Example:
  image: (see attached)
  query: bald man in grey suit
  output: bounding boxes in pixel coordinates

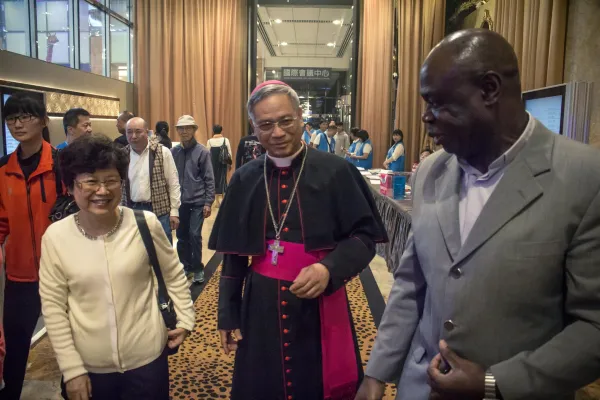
[356,29,600,400]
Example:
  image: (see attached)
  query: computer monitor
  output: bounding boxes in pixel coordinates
[523,84,566,135]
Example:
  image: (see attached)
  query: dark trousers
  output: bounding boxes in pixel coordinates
[176,204,205,274]
[61,349,169,400]
[0,280,41,400]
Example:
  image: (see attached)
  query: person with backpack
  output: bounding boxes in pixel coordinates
[235,128,265,169]
[0,93,60,399]
[207,124,232,207]
[171,115,215,284]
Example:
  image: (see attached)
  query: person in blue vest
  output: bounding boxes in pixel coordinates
[383,129,405,172]
[302,122,313,145]
[345,127,360,164]
[349,129,373,169]
[310,120,328,146]
[312,123,336,153]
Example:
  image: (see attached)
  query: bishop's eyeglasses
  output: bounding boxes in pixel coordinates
[255,116,298,134]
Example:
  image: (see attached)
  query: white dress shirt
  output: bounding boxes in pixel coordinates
[129,143,181,217]
[458,114,535,244]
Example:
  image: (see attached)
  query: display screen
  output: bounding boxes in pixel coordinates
[3,94,20,155]
[525,95,563,134]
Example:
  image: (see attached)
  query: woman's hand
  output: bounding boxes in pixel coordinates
[167,328,189,349]
[383,161,389,169]
[66,374,92,400]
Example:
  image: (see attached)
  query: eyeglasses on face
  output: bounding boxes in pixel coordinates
[5,114,36,125]
[75,178,122,192]
[255,116,297,134]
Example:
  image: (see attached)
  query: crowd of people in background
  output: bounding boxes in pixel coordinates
[0,88,434,400]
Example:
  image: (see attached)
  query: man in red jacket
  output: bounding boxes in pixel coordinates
[0,93,59,399]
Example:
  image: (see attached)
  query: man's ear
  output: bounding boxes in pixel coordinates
[481,71,502,106]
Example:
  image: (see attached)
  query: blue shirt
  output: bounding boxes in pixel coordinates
[56,141,68,150]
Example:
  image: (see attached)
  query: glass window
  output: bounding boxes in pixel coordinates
[0,0,31,56]
[109,0,130,20]
[109,17,129,81]
[79,0,106,76]
[36,0,73,67]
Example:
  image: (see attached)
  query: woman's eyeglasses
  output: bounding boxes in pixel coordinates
[255,117,297,134]
[76,179,122,193]
[5,114,35,125]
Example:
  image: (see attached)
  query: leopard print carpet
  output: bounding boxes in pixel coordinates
[168,266,396,399]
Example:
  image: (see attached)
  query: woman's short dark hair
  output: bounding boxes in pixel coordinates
[350,127,360,136]
[4,92,47,120]
[356,129,369,141]
[59,134,129,189]
[213,125,223,135]
[392,129,404,139]
[4,93,51,143]
[155,121,169,136]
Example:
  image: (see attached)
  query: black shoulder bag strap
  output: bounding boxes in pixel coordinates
[133,210,170,307]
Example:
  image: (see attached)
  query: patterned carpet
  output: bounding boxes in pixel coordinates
[168,266,396,399]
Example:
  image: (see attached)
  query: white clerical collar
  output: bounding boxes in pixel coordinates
[267,144,304,168]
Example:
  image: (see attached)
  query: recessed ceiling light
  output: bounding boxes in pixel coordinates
[281,42,288,46]
[327,42,335,47]
[274,19,282,24]
[272,70,276,74]
[333,20,342,25]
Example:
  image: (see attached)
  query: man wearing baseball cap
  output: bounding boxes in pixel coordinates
[171,115,215,284]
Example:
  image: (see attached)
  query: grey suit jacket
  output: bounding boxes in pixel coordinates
[366,120,600,400]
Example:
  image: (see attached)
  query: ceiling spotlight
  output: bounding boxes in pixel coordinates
[333,20,342,25]
[272,70,276,74]
[327,42,335,47]
[280,42,288,46]
[274,19,282,24]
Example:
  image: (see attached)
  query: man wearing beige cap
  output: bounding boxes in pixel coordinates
[171,115,215,284]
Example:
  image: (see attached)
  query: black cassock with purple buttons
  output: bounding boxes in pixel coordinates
[209,146,387,400]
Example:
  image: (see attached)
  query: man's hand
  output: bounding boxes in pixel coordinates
[427,340,485,400]
[289,263,330,299]
[355,376,386,400]
[167,328,189,349]
[219,329,243,355]
[169,216,180,231]
[66,374,92,400]
[203,205,212,218]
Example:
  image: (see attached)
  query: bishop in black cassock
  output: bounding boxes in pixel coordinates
[209,80,387,400]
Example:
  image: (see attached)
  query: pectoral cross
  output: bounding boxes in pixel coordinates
[269,240,284,265]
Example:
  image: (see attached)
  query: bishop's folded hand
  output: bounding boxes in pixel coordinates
[219,329,243,355]
[290,263,330,299]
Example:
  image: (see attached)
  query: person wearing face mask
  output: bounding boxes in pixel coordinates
[39,134,195,400]
[121,117,181,245]
[0,93,59,400]
[171,115,215,284]
[56,108,93,150]
[209,81,387,400]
